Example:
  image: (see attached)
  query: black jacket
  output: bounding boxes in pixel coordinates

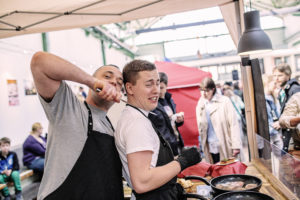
[0,151,20,173]
[149,92,184,155]
[280,78,300,114]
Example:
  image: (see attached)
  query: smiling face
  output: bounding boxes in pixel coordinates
[90,65,123,108]
[126,70,160,111]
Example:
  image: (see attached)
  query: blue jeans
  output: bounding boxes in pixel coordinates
[28,157,44,174]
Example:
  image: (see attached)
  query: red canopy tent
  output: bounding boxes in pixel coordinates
[155,61,211,147]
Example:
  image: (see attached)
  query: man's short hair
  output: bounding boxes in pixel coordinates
[93,64,120,77]
[273,63,292,77]
[0,137,11,145]
[159,72,168,85]
[123,60,156,85]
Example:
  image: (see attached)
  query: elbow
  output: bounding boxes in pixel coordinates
[131,178,151,194]
[30,51,47,71]
[132,183,149,194]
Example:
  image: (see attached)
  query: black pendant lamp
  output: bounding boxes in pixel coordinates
[238,10,272,56]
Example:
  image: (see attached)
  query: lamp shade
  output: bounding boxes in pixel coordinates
[238,10,272,56]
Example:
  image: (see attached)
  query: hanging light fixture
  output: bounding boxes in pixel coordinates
[238,10,272,56]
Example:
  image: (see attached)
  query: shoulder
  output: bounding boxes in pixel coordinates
[9,151,17,157]
[117,107,150,129]
[287,79,300,92]
[216,94,230,103]
[287,93,300,104]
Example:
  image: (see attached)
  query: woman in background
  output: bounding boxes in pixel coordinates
[196,77,242,164]
[23,122,47,176]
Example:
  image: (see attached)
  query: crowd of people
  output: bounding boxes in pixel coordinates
[2,50,300,200]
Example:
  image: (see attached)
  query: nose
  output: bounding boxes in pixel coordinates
[109,77,117,87]
[153,84,160,94]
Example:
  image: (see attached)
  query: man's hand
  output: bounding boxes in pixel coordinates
[175,147,201,171]
[272,121,281,130]
[232,149,240,157]
[93,79,121,103]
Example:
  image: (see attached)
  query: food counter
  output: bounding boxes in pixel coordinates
[123,160,297,200]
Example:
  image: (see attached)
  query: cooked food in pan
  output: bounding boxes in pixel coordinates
[215,181,258,191]
[177,178,194,188]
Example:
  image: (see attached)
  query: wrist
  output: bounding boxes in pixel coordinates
[174,159,182,171]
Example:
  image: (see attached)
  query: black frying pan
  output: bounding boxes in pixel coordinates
[184,174,262,195]
[213,191,274,200]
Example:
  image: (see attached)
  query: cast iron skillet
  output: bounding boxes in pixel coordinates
[184,174,262,195]
[213,191,274,200]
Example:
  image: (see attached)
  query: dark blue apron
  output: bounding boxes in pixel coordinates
[45,101,124,200]
[128,105,182,200]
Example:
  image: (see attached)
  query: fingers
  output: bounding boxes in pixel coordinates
[94,80,121,103]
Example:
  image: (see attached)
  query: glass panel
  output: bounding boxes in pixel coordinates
[284,56,290,65]
[257,134,300,199]
[274,57,282,66]
[295,54,300,72]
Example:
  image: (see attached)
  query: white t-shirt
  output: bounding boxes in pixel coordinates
[114,106,160,191]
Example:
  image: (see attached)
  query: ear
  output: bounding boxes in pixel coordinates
[125,82,134,96]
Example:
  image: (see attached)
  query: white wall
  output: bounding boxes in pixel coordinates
[0,34,45,147]
[0,28,130,148]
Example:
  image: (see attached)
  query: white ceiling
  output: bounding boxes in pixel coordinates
[0,0,232,39]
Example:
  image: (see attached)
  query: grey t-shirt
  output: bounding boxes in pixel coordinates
[37,81,114,200]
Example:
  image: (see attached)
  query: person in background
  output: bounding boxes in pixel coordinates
[23,122,47,176]
[279,92,300,150]
[76,86,87,102]
[79,86,87,98]
[30,51,124,200]
[0,137,23,200]
[262,75,283,157]
[272,63,300,152]
[223,85,246,155]
[233,81,243,101]
[115,59,201,200]
[215,81,223,95]
[196,77,242,164]
[149,72,184,156]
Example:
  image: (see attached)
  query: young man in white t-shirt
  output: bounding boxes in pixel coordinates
[115,59,201,200]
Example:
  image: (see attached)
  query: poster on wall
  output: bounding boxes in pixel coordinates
[24,79,37,95]
[7,79,19,106]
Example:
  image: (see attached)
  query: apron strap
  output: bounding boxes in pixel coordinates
[126,104,167,146]
[84,101,93,136]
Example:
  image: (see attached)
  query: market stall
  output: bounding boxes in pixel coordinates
[1,0,299,199]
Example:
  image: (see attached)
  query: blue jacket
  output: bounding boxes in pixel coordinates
[0,151,20,173]
[265,95,279,136]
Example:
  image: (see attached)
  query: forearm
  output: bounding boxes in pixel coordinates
[132,160,181,194]
[290,117,300,127]
[31,51,95,99]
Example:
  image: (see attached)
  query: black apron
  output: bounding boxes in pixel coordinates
[128,105,183,200]
[45,101,124,200]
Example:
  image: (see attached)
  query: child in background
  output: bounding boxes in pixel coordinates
[0,137,23,200]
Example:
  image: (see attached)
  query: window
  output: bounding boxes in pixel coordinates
[295,54,300,71]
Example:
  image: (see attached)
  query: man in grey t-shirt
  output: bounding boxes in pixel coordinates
[30,51,124,200]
